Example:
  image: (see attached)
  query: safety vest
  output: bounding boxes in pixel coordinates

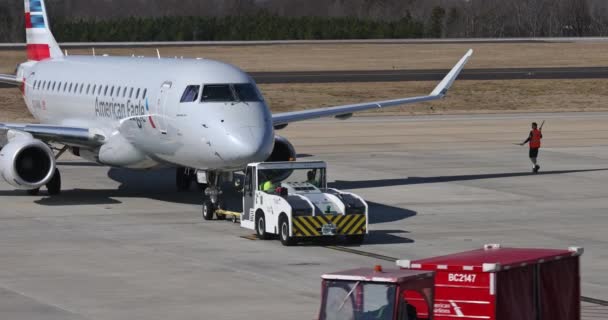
[530,129,542,148]
[261,181,275,192]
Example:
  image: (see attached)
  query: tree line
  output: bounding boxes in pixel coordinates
[50,13,425,42]
[0,0,607,42]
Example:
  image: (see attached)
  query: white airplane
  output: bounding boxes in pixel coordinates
[0,0,472,216]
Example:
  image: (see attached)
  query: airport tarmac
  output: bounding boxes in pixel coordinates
[1,112,608,319]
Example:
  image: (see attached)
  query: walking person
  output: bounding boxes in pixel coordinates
[520,122,543,173]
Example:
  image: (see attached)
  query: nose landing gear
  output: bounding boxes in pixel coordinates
[201,171,226,221]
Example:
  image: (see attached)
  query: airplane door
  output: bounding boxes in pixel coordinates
[156,81,172,134]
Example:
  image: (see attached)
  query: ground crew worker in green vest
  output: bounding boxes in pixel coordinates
[261,179,277,193]
[520,122,543,173]
[259,172,277,193]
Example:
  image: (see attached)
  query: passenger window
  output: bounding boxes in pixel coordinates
[180,85,200,102]
[201,84,234,102]
[122,87,127,98]
[143,89,147,99]
[69,83,73,93]
[104,86,108,96]
[46,81,50,90]
[52,81,56,91]
[86,84,90,94]
[110,86,114,97]
[129,87,133,98]
[79,84,83,94]
[63,82,67,92]
[136,88,140,99]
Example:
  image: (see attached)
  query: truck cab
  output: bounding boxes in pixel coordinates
[319,266,436,320]
[240,161,369,246]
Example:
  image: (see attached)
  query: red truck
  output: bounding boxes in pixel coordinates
[397,244,584,320]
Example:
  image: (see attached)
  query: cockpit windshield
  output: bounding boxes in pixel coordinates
[200,83,262,103]
[233,84,261,102]
[202,84,234,102]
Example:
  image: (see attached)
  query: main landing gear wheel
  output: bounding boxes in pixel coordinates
[46,168,61,195]
[279,217,295,246]
[27,188,40,196]
[176,167,192,191]
[202,200,215,221]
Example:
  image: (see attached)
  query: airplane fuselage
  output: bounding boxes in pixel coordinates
[19,55,275,171]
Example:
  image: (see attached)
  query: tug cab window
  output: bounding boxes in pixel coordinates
[180,85,200,102]
[201,84,233,102]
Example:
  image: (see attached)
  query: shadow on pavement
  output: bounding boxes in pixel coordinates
[368,202,416,224]
[331,168,608,190]
[359,229,415,246]
[0,168,201,206]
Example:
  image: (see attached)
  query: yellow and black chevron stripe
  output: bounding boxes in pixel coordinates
[292,214,366,237]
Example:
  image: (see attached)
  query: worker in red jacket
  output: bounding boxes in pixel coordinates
[520,122,543,173]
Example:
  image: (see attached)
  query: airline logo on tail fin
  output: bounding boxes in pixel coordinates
[24,0,62,61]
[25,0,46,28]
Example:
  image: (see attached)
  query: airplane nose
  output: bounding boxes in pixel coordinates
[222,125,273,164]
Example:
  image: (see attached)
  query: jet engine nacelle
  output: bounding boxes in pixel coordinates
[262,135,297,182]
[0,135,56,190]
[266,135,296,163]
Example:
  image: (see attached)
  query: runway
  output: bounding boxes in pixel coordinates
[1,112,608,319]
[252,66,608,83]
[2,66,607,89]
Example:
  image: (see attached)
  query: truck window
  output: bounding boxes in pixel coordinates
[321,281,397,320]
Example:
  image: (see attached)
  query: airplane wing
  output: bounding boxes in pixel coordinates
[0,123,106,148]
[0,74,104,147]
[272,49,473,126]
[0,74,21,86]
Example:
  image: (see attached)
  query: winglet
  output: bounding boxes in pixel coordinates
[430,49,473,97]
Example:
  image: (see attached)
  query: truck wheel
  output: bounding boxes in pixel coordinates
[279,217,295,246]
[345,235,365,246]
[255,212,270,240]
[202,200,215,221]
